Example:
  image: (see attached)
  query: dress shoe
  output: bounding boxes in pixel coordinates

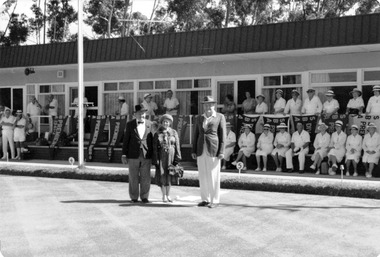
[131,199,138,203]
[287,169,294,173]
[198,201,209,207]
[141,198,149,203]
[231,161,237,166]
[345,171,350,176]
[315,170,320,175]
[167,196,173,203]
[262,168,267,172]
[310,165,316,170]
[208,203,219,209]
[221,165,226,170]
[254,168,261,172]
[353,172,358,177]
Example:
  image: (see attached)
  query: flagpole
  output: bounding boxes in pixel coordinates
[78,0,84,168]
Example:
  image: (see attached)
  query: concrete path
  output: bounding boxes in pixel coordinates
[1,175,380,257]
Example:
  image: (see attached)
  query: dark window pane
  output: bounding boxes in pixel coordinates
[283,75,301,84]
[364,70,380,81]
[40,85,50,93]
[264,76,281,86]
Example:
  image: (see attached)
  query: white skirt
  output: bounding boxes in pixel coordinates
[256,144,274,156]
[224,146,234,161]
[239,147,255,157]
[272,147,289,157]
[328,148,346,163]
[311,148,329,161]
[14,129,25,142]
[362,152,380,164]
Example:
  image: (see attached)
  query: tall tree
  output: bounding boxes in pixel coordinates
[46,0,76,42]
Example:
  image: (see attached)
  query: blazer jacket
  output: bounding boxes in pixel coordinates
[122,119,153,159]
[192,112,226,157]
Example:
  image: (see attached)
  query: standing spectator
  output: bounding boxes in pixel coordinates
[302,88,322,115]
[346,88,364,115]
[285,122,310,173]
[273,89,286,114]
[153,114,181,203]
[232,124,255,171]
[241,91,256,114]
[47,94,58,132]
[322,90,339,118]
[310,123,331,174]
[118,96,129,116]
[255,124,274,171]
[1,108,16,160]
[366,85,380,115]
[345,125,362,177]
[72,95,89,118]
[164,90,179,116]
[191,96,226,208]
[121,104,153,203]
[362,123,380,178]
[222,94,236,116]
[255,94,268,114]
[271,122,291,172]
[13,110,27,160]
[142,93,158,116]
[26,96,41,132]
[327,120,347,175]
[222,122,236,170]
[284,90,302,115]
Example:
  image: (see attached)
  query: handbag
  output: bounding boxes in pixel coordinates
[168,164,184,178]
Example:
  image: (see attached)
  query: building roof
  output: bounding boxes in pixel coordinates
[1,13,380,69]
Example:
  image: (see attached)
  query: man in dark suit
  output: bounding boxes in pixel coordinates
[122,104,153,203]
[192,96,226,208]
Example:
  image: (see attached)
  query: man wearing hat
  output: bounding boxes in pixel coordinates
[327,120,347,175]
[26,96,42,131]
[284,90,302,115]
[14,110,27,160]
[122,104,153,203]
[366,85,380,115]
[221,122,236,170]
[273,89,286,114]
[345,124,362,177]
[302,88,322,115]
[255,94,268,114]
[164,90,179,116]
[346,88,364,115]
[192,96,226,208]
[322,90,339,118]
[142,93,158,116]
[0,107,16,159]
[362,122,380,178]
[285,122,310,173]
[118,96,129,116]
[271,122,291,172]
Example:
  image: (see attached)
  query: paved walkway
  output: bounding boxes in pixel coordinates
[1,175,380,257]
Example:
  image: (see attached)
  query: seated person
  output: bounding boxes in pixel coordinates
[285,122,310,173]
[222,122,236,170]
[362,123,380,178]
[327,120,347,175]
[310,123,331,175]
[345,125,362,177]
[232,124,255,171]
[255,124,274,172]
[271,123,291,172]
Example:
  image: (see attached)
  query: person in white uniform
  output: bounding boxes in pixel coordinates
[47,94,58,132]
[164,90,180,116]
[273,89,286,115]
[284,90,302,115]
[1,108,16,159]
[346,88,364,115]
[310,123,331,175]
[255,94,268,114]
[13,110,27,160]
[366,85,380,116]
[302,88,322,115]
[285,122,310,173]
[118,96,129,116]
[72,96,89,118]
[345,125,362,177]
[26,96,41,132]
[255,124,274,171]
[142,93,158,116]
[221,122,236,170]
[327,120,347,175]
[271,122,291,172]
[362,123,380,178]
[232,124,255,171]
[322,90,339,118]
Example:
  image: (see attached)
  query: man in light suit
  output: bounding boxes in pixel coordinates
[122,104,153,203]
[192,96,226,208]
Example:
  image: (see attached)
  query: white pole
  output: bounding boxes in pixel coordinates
[78,0,84,168]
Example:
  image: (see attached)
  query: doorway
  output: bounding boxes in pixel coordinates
[0,87,24,114]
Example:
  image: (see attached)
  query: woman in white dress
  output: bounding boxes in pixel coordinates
[362,123,380,178]
[284,89,302,115]
[273,89,286,115]
[232,124,255,171]
[345,125,362,177]
[222,122,236,170]
[322,90,339,118]
[366,85,380,115]
[255,94,268,114]
[346,88,364,115]
[310,123,331,175]
[255,124,274,171]
[327,120,347,175]
[271,122,291,172]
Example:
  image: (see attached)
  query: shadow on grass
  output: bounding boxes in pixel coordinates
[61,199,194,207]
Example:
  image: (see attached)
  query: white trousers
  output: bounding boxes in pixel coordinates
[285,148,309,171]
[2,130,15,158]
[197,146,221,204]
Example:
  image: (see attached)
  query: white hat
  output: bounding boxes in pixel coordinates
[277,122,287,129]
[350,88,362,96]
[325,90,334,96]
[118,96,125,101]
[367,123,377,129]
[318,122,328,128]
[351,124,359,130]
[243,124,252,129]
[144,93,153,99]
[256,94,265,99]
[373,85,380,91]
[263,124,271,129]
[16,110,23,114]
[335,120,343,127]
[275,89,283,95]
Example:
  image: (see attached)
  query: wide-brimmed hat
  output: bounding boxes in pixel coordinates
[144,93,153,99]
[160,114,173,123]
[226,122,233,128]
[277,122,287,129]
[243,123,252,129]
[256,94,265,99]
[306,88,315,93]
[335,120,343,127]
[16,110,23,114]
[325,90,335,96]
[263,124,271,129]
[372,85,380,92]
[4,107,11,112]
[351,124,359,130]
[350,88,362,96]
[275,89,283,95]
[367,123,377,129]
[318,122,328,129]
[201,96,216,103]
[134,104,147,113]
[118,96,125,101]
[291,89,300,95]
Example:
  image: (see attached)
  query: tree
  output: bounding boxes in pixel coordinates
[46,0,76,42]
[29,0,45,44]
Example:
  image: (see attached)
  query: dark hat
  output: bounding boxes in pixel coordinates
[306,88,315,93]
[134,104,147,113]
[160,114,173,123]
[202,96,216,103]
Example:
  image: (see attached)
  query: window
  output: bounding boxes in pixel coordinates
[264,74,301,86]
[37,84,66,117]
[176,78,211,115]
[311,72,357,83]
[103,81,134,116]
[364,70,380,82]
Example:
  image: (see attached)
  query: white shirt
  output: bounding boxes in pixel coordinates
[202,111,217,129]
[366,95,380,115]
[27,102,41,116]
[274,98,286,113]
[329,131,347,150]
[120,102,129,116]
[363,132,380,153]
[313,132,331,150]
[1,115,16,131]
[15,117,26,133]
[255,102,268,114]
[274,131,291,148]
[347,97,364,109]
[323,99,339,114]
[136,120,146,139]
[73,97,88,118]
[302,96,322,115]
[284,98,302,115]
[164,97,179,115]
[346,134,362,152]
[226,130,236,146]
[291,130,310,148]
[238,132,256,149]
[142,100,158,116]
[49,98,58,116]
[257,132,274,148]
